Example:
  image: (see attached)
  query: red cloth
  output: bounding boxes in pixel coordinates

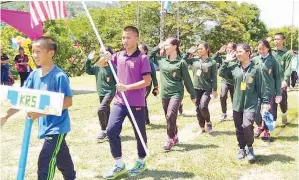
[0,9,43,40]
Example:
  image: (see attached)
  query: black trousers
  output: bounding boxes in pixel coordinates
[162,98,182,138]
[195,89,211,128]
[220,82,234,113]
[19,71,30,87]
[291,71,298,88]
[98,95,114,131]
[233,111,255,149]
[38,134,76,180]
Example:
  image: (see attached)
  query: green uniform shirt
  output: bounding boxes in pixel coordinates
[253,54,282,96]
[183,53,218,91]
[146,61,159,92]
[85,59,116,96]
[272,48,293,81]
[150,49,195,99]
[219,61,269,113]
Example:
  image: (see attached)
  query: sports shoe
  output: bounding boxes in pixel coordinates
[197,127,205,134]
[128,161,147,176]
[206,123,213,133]
[282,114,288,125]
[163,138,175,151]
[219,113,227,121]
[254,126,264,138]
[247,147,256,163]
[103,165,127,179]
[97,131,107,139]
[173,136,179,145]
[261,130,270,141]
[237,149,246,160]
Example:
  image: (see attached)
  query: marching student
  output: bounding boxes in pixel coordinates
[212,43,237,121]
[219,43,269,162]
[97,26,151,179]
[183,42,218,133]
[271,33,293,125]
[150,38,195,151]
[253,40,282,140]
[139,44,159,125]
[1,36,76,179]
[85,47,116,141]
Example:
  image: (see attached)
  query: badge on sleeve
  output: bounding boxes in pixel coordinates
[106,77,110,83]
[172,71,177,77]
[268,68,272,75]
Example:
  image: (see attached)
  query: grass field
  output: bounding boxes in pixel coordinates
[1,72,298,180]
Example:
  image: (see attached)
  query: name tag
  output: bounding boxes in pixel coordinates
[240,82,246,91]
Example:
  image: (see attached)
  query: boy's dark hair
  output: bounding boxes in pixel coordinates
[258,40,272,54]
[33,36,57,54]
[123,26,139,37]
[275,33,285,39]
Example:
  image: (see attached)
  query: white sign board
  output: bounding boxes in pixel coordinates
[0,85,64,116]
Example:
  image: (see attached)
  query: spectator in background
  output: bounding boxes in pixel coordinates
[290,50,298,88]
[0,45,10,85]
[14,46,30,87]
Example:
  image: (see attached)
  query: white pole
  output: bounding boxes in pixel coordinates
[176,2,179,39]
[81,0,149,156]
[136,1,139,30]
[291,1,295,50]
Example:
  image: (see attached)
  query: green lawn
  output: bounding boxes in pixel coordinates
[1,72,298,180]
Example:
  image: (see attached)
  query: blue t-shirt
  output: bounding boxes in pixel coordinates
[24,66,72,139]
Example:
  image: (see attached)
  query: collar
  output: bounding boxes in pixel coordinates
[123,49,141,57]
[39,65,56,78]
[166,55,182,62]
[273,47,288,52]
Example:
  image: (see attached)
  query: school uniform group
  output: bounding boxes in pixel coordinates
[1,27,298,180]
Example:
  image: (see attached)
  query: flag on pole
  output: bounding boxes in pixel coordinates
[163,1,171,11]
[30,1,67,27]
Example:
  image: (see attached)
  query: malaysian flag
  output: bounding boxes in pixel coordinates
[30,1,67,27]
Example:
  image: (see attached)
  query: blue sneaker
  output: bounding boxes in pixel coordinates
[128,161,147,176]
[103,165,127,179]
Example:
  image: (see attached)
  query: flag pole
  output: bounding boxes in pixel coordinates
[291,1,295,50]
[17,117,33,180]
[81,0,149,156]
[176,2,180,39]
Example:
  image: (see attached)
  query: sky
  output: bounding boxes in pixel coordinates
[241,0,299,28]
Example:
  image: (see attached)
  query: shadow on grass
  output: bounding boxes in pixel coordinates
[256,154,295,165]
[173,143,219,152]
[95,170,195,180]
[146,123,167,130]
[209,130,235,137]
[72,89,96,95]
[272,135,298,142]
[121,135,136,142]
[126,169,195,180]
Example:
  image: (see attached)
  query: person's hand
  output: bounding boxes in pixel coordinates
[210,91,218,99]
[218,45,227,54]
[87,50,95,60]
[152,88,159,96]
[275,95,282,103]
[225,51,236,61]
[95,51,112,67]
[281,80,288,88]
[266,37,272,42]
[188,46,198,54]
[158,42,166,49]
[116,83,129,92]
[27,112,45,120]
[262,104,271,114]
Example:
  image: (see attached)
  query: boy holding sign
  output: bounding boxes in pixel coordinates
[1,36,76,180]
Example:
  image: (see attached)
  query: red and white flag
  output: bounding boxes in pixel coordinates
[30,1,67,27]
